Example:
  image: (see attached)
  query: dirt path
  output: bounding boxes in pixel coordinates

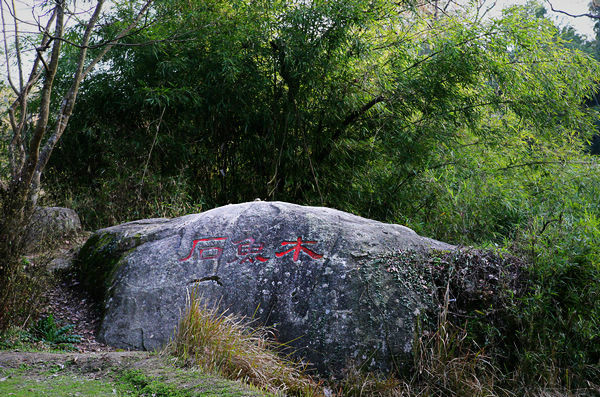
[0,351,146,371]
[26,234,113,352]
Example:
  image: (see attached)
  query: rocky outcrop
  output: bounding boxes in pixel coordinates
[26,207,82,254]
[76,201,454,374]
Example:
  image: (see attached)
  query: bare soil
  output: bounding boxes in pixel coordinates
[33,233,113,352]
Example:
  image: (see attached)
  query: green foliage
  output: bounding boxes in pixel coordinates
[0,255,47,332]
[119,370,186,397]
[0,327,34,350]
[0,358,269,397]
[30,315,82,347]
[47,0,598,228]
[395,134,600,387]
[0,370,117,397]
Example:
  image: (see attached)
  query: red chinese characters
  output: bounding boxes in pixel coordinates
[179,237,227,262]
[229,238,269,264]
[179,236,323,263]
[275,237,323,262]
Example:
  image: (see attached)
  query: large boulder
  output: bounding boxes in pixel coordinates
[76,201,454,374]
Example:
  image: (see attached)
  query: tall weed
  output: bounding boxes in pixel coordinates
[167,289,321,396]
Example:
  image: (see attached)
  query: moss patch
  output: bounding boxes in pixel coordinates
[74,231,127,308]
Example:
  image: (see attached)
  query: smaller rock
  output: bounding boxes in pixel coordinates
[26,207,82,254]
[48,257,73,271]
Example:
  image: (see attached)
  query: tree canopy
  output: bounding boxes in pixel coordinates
[48,0,599,229]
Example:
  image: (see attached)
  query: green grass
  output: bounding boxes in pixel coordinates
[0,353,272,397]
[0,367,269,397]
[0,368,116,396]
[118,369,266,397]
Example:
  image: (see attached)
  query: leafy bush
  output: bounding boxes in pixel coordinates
[403,149,600,384]
[30,315,82,347]
[0,256,47,333]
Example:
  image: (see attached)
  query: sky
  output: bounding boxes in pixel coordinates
[3,1,599,38]
[489,0,597,39]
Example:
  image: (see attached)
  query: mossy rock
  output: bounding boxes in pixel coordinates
[75,201,462,375]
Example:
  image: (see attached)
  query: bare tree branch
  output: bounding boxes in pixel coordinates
[10,0,24,92]
[34,0,107,189]
[36,18,157,51]
[35,0,155,189]
[1,0,18,94]
[545,0,600,19]
[22,0,65,189]
[83,0,153,79]
[6,5,56,180]
[2,0,155,207]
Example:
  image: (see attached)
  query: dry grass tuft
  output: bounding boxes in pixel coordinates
[167,288,322,396]
[407,283,510,397]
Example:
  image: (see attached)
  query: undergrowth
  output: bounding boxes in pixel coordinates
[30,314,82,347]
[331,283,600,397]
[0,314,81,351]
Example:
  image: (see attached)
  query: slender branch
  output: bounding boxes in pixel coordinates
[37,0,155,177]
[497,160,595,171]
[302,129,324,205]
[36,18,156,50]
[35,46,50,72]
[8,8,58,179]
[139,106,166,198]
[39,30,193,51]
[475,0,496,23]
[342,95,386,129]
[25,10,57,89]
[22,0,64,187]
[545,0,600,19]
[399,30,494,76]
[82,0,153,79]
[10,0,23,92]
[7,105,21,179]
[1,0,18,94]
[36,0,106,175]
[314,95,385,164]
[2,0,54,30]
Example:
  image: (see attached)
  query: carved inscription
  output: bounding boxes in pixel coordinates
[229,238,269,264]
[275,237,323,261]
[179,236,323,263]
[179,237,227,261]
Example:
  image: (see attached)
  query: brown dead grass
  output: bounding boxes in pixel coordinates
[168,289,322,396]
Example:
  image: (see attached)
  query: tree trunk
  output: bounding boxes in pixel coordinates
[0,0,154,331]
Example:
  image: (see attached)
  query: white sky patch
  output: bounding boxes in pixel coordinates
[486,0,597,39]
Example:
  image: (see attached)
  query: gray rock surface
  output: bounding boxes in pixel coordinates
[26,206,82,253]
[76,201,454,374]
